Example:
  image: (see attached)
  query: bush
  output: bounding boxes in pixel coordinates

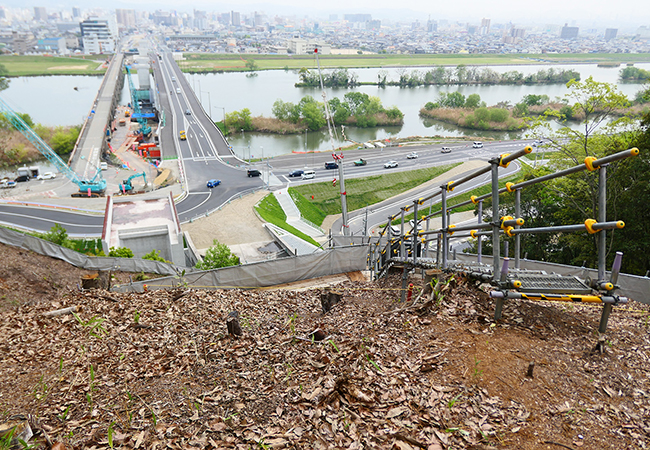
[109,247,134,258]
[424,102,439,110]
[464,93,482,109]
[474,107,490,122]
[488,108,509,123]
[559,105,574,120]
[142,249,169,263]
[42,224,73,249]
[386,106,404,120]
[196,240,239,270]
[513,103,529,117]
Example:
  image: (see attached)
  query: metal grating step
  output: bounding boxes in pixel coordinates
[515,274,592,294]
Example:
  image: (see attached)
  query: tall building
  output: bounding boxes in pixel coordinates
[511,27,526,39]
[604,28,618,40]
[231,11,240,27]
[367,20,381,30]
[287,38,331,55]
[480,18,490,35]
[560,23,579,39]
[217,13,230,25]
[254,11,264,27]
[33,7,47,22]
[80,16,117,54]
[344,14,371,22]
[116,9,136,28]
[11,31,37,54]
[193,10,207,30]
[427,19,437,33]
[72,7,81,18]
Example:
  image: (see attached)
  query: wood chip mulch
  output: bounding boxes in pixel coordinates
[1,273,649,449]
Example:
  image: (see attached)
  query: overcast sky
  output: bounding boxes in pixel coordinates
[8,0,649,28]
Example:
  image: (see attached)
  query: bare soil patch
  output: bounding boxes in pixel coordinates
[1,249,649,449]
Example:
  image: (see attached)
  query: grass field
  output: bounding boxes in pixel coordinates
[2,53,649,77]
[0,55,107,76]
[288,163,461,225]
[391,173,523,226]
[177,53,650,73]
[254,194,320,247]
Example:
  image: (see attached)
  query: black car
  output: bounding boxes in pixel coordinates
[247,169,261,177]
[324,162,338,169]
[15,175,30,182]
[288,169,304,177]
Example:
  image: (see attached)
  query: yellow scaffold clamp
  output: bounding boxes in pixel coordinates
[584,156,597,171]
[499,154,511,168]
[584,219,598,234]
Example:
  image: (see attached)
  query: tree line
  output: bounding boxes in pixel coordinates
[0,112,81,167]
[223,93,404,134]
[467,77,650,276]
[619,66,650,82]
[295,65,582,88]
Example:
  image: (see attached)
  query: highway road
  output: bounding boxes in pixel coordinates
[0,50,541,237]
[154,52,263,222]
[331,157,522,237]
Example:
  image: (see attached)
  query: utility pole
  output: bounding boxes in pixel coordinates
[315,48,349,236]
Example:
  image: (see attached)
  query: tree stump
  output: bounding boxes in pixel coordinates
[81,273,100,290]
[419,269,443,300]
[321,290,343,314]
[98,270,112,290]
[227,311,242,337]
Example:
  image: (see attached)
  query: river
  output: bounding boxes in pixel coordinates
[1,62,649,159]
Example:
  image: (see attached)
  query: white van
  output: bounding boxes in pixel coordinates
[176,87,181,94]
[472,141,483,148]
[100,162,108,171]
[302,170,315,180]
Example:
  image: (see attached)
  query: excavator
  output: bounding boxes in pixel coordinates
[119,171,147,193]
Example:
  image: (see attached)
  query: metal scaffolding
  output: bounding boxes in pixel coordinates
[368,147,640,332]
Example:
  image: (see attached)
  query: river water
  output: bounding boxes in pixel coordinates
[2,62,649,160]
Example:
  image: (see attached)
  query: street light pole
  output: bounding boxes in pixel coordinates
[214,106,226,125]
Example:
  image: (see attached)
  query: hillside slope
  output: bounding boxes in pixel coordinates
[0,245,649,449]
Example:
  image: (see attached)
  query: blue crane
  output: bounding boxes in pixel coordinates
[124,64,152,137]
[0,96,107,197]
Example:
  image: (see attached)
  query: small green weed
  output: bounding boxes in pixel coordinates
[447,393,461,411]
[72,313,108,338]
[57,405,71,422]
[107,421,115,449]
[472,356,483,379]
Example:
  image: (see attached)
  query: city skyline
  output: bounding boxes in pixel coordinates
[1,0,648,28]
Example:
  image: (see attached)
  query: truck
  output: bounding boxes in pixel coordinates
[353,158,367,166]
